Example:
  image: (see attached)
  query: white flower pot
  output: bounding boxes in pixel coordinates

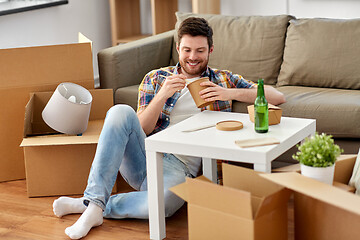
[300,164,335,185]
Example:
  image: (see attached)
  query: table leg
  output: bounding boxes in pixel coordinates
[202,158,217,183]
[146,151,166,240]
[254,163,271,173]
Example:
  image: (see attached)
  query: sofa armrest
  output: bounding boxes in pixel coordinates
[98,30,175,90]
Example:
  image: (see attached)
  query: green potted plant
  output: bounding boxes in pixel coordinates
[293,132,343,185]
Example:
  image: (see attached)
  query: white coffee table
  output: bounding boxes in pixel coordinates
[145,110,316,239]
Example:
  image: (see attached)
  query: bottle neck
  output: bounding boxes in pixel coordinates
[257,79,265,98]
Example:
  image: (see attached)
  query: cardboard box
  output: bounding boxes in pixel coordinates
[20,89,113,197]
[248,104,282,125]
[272,155,356,193]
[0,36,94,182]
[171,163,291,240]
[262,154,360,240]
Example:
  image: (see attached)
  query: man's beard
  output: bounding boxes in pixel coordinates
[180,57,209,77]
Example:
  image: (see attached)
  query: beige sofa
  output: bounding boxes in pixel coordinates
[98,12,360,165]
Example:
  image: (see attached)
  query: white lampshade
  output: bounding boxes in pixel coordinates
[42,82,92,135]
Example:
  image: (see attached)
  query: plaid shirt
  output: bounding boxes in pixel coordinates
[137,63,254,135]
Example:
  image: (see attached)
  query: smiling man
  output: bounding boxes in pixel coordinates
[52,17,285,240]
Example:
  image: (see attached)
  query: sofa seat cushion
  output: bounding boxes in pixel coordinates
[277,86,360,138]
[232,101,251,114]
[115,85,139,110]
[172,12,294,85]
[278,18,360,90]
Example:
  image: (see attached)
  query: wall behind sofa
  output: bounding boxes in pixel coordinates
[220,0,360,19]
[287,0,360,19]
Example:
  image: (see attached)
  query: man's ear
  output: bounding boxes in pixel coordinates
[176,42,180,54]
[209,45,214,54]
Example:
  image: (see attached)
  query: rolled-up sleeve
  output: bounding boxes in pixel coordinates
[137,72,157,112]
[230,74,255,89]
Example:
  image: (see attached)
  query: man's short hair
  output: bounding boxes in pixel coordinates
[178,17,213,50]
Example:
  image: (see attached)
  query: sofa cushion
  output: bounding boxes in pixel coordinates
[276,86,360,138]
[172,12,294,85]
[232,101,251,114]
[278,18,360,90]
[115,85,139,110]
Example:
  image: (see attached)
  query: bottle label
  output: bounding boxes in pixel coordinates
[255,104,268,133]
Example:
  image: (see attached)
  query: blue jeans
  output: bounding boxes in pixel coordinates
[84,104,192,219]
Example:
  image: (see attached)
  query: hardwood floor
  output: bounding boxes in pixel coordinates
[0,179,295,240]
[0,180,188,240]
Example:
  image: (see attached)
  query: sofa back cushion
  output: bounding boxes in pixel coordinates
[172,12,293,85]
[277,18,360,90]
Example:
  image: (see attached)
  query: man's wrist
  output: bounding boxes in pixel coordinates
[227,88,238,101]
[153,92,169,105]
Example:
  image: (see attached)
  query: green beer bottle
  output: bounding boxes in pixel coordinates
[254,79,268,133]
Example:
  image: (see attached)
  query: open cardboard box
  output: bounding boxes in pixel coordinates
[248,104,282,125]
[0,34,94,182]
[171,163,291,240]
[273,154,357,192]
[20,89,113,197]
[263,154,360,240]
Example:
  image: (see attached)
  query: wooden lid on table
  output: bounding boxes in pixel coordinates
[216,120,243,131]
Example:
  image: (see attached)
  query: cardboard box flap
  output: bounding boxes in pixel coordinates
[268,103,281,110]
[23,93,35,137]
[170,181,189,202]
[78,32,92,49]
[333,181,356,193]
[222,163,289,219]
[334,155,357,184]
[250,196,263,216]
[272,163,301,173]
[0,43,94,90]
[222,163,283,198]
[254,188,291,219]
[23,92,57,137]
[170,176,211,201]
[20,120,103,147]
[187,178,253,219]
[172,177,253,219]
[87,89,114,121]
[261,172,360,216]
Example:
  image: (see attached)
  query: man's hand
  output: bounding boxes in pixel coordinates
[137,74,186,135]
[199,81,233,102]
[198,81,286,105]
[157,74,187,100]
